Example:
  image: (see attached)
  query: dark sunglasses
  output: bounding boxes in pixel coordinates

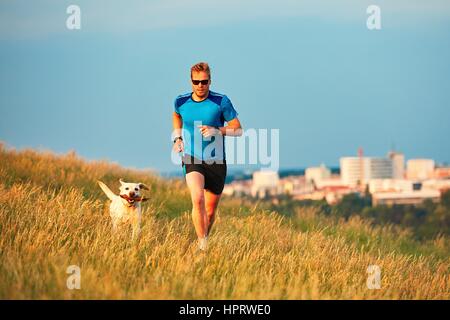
[191,79,209,85]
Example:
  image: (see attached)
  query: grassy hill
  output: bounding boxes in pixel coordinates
[0,142,449,299]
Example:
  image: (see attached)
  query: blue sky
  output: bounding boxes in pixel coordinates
[1,0,450,173]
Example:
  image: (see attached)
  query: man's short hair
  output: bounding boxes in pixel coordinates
[191,62,211,79]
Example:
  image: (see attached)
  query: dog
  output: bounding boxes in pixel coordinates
[98,179,149,239]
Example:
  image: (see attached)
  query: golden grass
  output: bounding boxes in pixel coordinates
[0,143,449,299]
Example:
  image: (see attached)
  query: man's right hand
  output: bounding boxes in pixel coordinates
[173,139,184,153]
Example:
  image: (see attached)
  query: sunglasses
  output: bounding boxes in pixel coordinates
[191,79,209,85]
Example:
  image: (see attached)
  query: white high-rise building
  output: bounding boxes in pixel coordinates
[340,157,393,187]
[407,159,435,180]
[388,151,405,179]
[370,158,393,180]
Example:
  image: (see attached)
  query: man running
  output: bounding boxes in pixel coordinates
[172,62,242,251]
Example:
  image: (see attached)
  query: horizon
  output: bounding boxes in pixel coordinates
[2,140,448,177]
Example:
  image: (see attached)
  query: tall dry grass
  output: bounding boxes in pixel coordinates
[0,143,449,299]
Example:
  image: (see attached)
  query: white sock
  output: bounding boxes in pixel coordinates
[198,236,208,251]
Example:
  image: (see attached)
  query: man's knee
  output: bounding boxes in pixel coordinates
[205,204,216,216]
[191,193,205,209]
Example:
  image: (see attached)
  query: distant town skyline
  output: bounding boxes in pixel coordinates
[224,150,450,206]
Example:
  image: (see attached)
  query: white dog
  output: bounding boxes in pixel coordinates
[98,179,149,239]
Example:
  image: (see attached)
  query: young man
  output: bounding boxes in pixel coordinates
[172,62,242,251]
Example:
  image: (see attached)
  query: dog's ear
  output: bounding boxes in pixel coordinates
[139,183,149,190]
[119,178,125,185]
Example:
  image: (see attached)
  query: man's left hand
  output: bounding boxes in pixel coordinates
[198,125,221,138]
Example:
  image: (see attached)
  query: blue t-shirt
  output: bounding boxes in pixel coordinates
[174,91,238,161]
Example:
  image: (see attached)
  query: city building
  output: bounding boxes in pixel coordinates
[280,176,307,196]
[388,151,405,179]
[305,164,331,186]
[372,190,441,206]
[340,157,393,187]
[222,180,252,197]
[222,149,448,207]
[368,179,416,193]
[315,175,345,189]
[422,179,450,193]
[251,170,280,198]
[434,166,450,179]
[406,159,435,180]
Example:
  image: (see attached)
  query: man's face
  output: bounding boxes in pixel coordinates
[191,71,210,99]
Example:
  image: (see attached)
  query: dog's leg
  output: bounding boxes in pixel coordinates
[132,210,141,241]
[112,220,118,234]
[132,222,140,240]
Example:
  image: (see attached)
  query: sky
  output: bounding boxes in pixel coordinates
[1,0,450,173]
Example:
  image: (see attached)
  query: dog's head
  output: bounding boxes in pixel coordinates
[118,178,149,204]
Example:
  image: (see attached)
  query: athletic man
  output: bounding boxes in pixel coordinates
[172,62,242,251]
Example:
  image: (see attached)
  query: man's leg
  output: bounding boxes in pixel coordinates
[204,190,221,237]
[185,171,208,239]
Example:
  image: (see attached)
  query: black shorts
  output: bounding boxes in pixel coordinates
[182,155,227,195]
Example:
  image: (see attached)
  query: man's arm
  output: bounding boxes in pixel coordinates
[173,112,183,136]
[172,112,184,152]
[198,117,243,138]
[219,117,243,137]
